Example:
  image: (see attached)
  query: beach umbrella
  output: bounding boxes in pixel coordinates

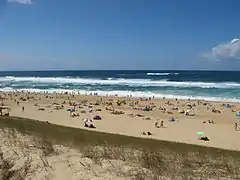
[197,132,205,135]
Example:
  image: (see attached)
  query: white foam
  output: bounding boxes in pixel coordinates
[1,76,240,89]
[0,88,239,102]
[147,72,179,76]
[0,87,14,91]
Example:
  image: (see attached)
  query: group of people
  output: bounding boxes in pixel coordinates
[202,120,215,124]
[83,118,96,128]
[155,120,164,128]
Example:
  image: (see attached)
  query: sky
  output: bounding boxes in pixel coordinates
[0,0,240,70]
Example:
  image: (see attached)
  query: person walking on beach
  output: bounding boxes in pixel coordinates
[22,106,25,112]
[235,122,238,131]
[160,120,164,128]
[155,121,159,128]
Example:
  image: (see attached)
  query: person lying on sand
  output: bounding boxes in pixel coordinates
[199,137,210,141]
[208,120,215,124]
[71,113,77,117]
[147,132,152,135]
[142,132,152,135]
[89,123,96,128]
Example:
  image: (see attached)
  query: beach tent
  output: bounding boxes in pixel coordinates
[93,115,102,120]
[236,112,240,117]
[226,104,231,108]
[143,107,150,111]
[169,117,175,122]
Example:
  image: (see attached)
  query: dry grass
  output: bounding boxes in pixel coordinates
[0,128,55,180]
[0,116,240,179]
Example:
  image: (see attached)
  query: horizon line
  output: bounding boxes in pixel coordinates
[0,69,240,72]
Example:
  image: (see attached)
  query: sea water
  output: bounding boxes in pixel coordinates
[0,70,240,102]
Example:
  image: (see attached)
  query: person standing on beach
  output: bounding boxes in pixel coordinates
[160,121,164,128]
[235,122,238,131]
[84,118,88,127]
[22,106,25,112]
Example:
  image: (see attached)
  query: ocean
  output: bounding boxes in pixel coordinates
[0,70,240,102]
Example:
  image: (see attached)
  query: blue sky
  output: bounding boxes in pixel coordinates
[0,0,240,70]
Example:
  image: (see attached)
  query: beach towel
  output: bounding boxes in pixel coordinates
[93,115,102,120]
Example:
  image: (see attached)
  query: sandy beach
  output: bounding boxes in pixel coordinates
[1,91,240,151]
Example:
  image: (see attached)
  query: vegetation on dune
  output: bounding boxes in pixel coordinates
[0,116,240,179]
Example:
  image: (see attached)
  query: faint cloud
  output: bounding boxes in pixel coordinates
[7,0,33,4]
[202,38,240,61]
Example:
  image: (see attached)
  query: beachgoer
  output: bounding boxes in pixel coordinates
[89,120,96,128]
[84,118,89,127]
[160,121,164,128]
[155,121,159,128]
[235,122,238,131]
[22,106,24,112]
[200,137,210,141]
[89,124,96,128]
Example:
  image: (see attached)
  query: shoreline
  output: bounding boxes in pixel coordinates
[1,89,240,103]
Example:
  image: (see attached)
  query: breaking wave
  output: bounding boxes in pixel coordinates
[0,88,239,102]
[147,73,179,76]
[0,76,240,89]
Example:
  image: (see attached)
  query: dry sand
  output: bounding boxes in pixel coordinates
[1,91,240,151]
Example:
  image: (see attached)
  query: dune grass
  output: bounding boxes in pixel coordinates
[0,116,240,179]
